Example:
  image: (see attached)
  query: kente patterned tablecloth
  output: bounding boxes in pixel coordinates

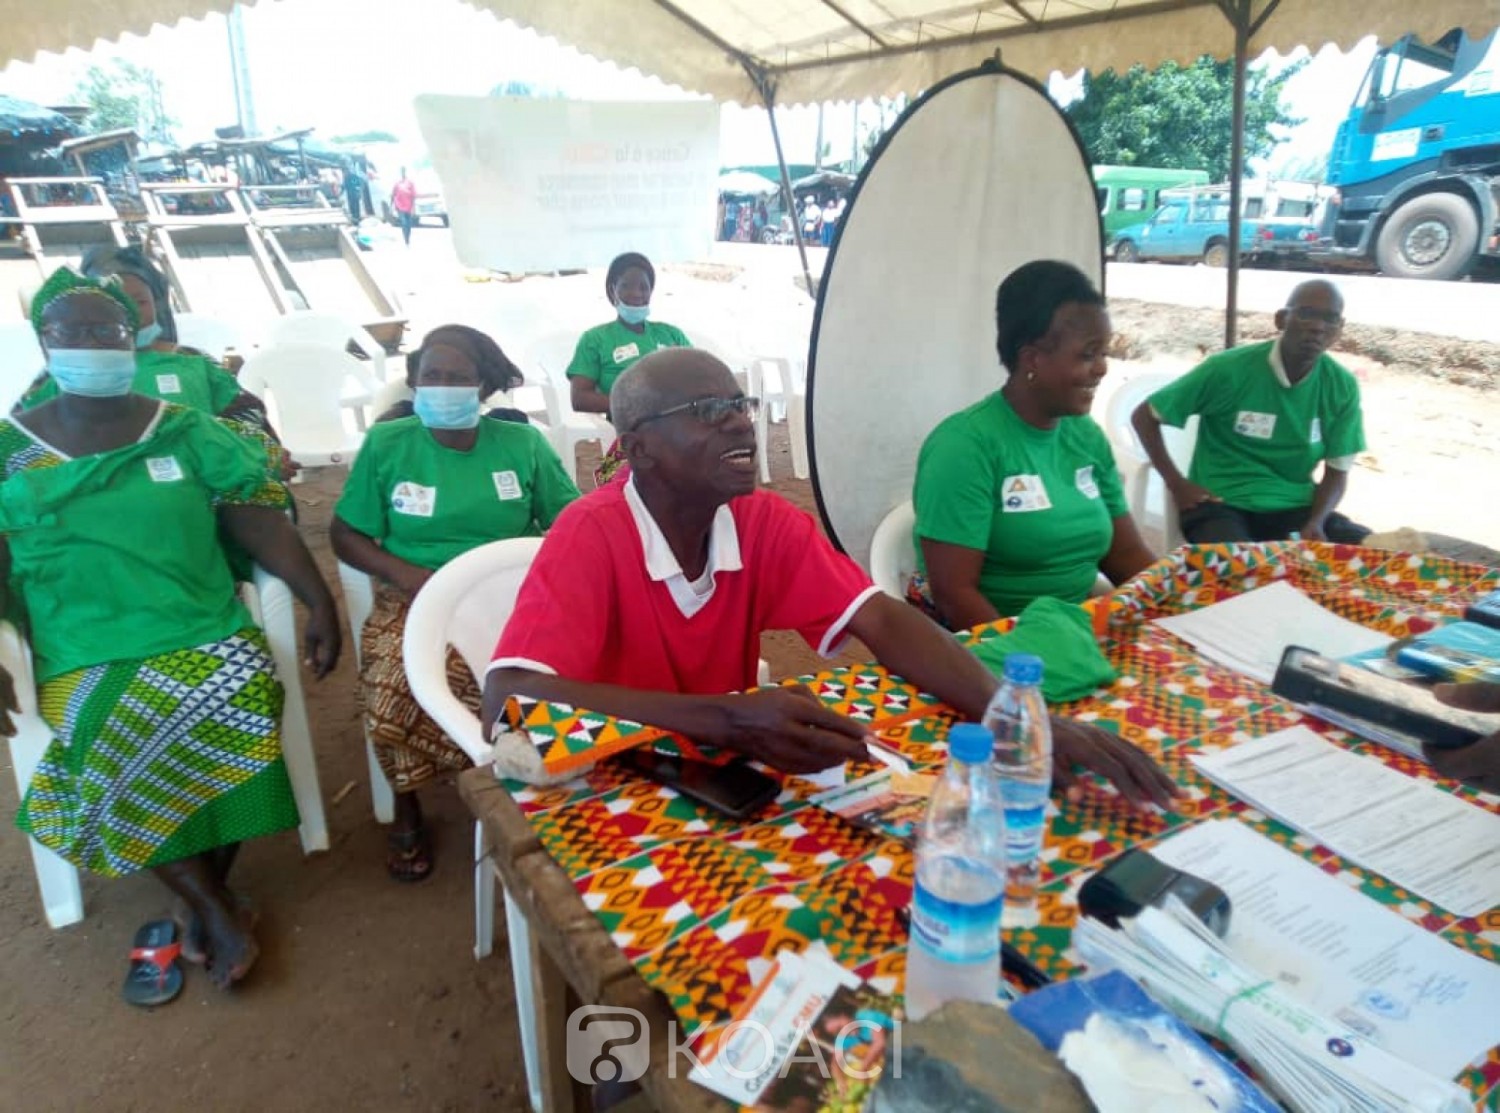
[497,542,1500,1109]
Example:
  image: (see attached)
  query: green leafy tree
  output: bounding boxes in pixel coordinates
[72,60,176,144]
[1066,56,1304,180]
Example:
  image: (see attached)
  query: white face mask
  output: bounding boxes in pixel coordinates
[47,348,137,397]
[135,321,163,349]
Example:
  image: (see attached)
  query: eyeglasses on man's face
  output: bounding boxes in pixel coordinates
[41,322,134,346]
[631,394,760,432]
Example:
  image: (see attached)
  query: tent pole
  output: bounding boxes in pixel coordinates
[1225,0,1250,350]
[754,74,817,297]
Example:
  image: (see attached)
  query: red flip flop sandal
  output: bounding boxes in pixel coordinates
[122,919,185,1008]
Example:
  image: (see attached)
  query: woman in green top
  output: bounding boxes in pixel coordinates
[566,251,691,484]
[912,260,1157,628]
[332,325,580,881]
[0,268,341,995]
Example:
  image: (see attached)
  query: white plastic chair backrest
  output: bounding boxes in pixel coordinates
[238,342,377,447]
[685,327,748,375]
[370,379,412,418]
[869,500,918,598]
[174,313,243,362]
[402,536,544,764]
[337,561,376,662]
[0,322,44,413]
[1105,370,1196,472]
[267,311,386,379]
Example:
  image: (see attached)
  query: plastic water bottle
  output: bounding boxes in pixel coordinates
[982,653,1053,929]
[904,723,1007,1021]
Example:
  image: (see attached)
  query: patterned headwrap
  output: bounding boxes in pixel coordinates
[29,266,139,335]
[82,244,176,343]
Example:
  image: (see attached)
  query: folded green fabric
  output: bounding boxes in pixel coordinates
[968,596,1118,703]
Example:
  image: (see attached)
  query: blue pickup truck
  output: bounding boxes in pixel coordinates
[1108,190,1315,266]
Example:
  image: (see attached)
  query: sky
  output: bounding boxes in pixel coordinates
[0,0,1380,177]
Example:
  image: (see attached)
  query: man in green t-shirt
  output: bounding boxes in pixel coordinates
[1130,279,1368,544]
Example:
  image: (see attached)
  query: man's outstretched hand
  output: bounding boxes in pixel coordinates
[1426,682,1500,795]
[710,687,868,775]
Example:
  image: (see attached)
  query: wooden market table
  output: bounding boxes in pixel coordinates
[459,542,1500,1112]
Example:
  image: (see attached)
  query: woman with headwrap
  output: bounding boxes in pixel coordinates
[331,324,579,881]
[566,251,691,484]
[0,268,341,999]
[19,245,297,491]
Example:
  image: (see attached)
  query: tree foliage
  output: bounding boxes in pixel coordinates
[1066,56,1304,181]
[72,60,177,143]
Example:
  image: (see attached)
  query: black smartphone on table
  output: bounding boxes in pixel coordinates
[622,750,780,819]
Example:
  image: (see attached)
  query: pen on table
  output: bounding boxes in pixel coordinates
[893,905,1052,990]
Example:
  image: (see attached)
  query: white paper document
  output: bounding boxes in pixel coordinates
[1150,819,1500,1079]
[1189,727,1500,915]
[1154,580,1392,684]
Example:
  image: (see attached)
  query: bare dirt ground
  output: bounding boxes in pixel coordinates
[3,234,1497,1113]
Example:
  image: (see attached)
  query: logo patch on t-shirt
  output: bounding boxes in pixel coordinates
[612,342,641,364]
[146,456,184,482]
[492,470,522,501]
[1000,474,1052,513]
[391,481,436,517]
[1075,465,1100,499]
[155,373,181,395]
[1309,417,1323,444]
[1234,411,1277,439]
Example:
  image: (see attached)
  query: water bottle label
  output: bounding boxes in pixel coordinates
[910,881,1002,964]
[1004,804,1047,859]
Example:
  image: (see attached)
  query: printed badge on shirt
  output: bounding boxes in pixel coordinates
[492,470,522,501]
[155,373,181,395]
[1075,465,1100,499]
[146,456,184,482]
[612,342,641,364]
[1234,411,1277,439]
[391,481,436,517]
[1000,474,1052,513]
[1309,417,1323,444]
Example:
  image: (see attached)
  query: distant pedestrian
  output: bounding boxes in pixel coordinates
[821,197,839,246]
[343,158,366,223]
[391,168,418,246]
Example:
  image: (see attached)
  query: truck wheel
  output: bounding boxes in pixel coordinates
[1114,239,1140,263]
[1202,240,1228,268]
[1375,193,1479,281]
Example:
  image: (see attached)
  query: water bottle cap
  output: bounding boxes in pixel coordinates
[1003,653,1044,686]
[947,723,994,764]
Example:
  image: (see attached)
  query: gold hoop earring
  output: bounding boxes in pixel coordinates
[1026,371,1036,383]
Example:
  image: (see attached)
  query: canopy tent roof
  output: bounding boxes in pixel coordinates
[0,93,79,144]
[3,0,1498,103]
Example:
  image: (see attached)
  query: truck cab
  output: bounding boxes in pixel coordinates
[1323,30,1500,279]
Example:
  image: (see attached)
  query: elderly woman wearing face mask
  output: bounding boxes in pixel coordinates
[330,324,580,882]
[0,267,341,999]
[566,251,691,484]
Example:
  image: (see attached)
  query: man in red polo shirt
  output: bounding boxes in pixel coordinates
[483,349,1177,804]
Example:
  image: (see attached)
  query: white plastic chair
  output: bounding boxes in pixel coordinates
[174,313,244,363]
[1105,372,1199,554]
[0,321,44,414]
[401,536,544,1111]
[335,562,396,824]
[2,566,329,930]
[869,500,918,599]
[238,343,378,466]
[732,368,772,485]
[265,311,388,382]
[525,332,614,477]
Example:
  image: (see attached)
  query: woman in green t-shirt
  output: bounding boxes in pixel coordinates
[566,251,691,484]
[331,325,580,882]
[912,260,1157,627]
[0,268,342,999]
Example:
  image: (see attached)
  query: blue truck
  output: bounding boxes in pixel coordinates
[1107,185,1313,266]
[1319,29,1500,281]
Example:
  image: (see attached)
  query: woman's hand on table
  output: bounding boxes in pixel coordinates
[711,687,868,775]
[1050,716,1183,811]
[1426,682,1500,795]
[0,665,18,737]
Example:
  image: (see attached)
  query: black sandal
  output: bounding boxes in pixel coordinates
[386,825,434,883]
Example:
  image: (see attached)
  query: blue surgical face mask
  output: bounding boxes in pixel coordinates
[616,301,650,326]
[47,348,137,397]
[135,321,163,349]
[413,385,482,430]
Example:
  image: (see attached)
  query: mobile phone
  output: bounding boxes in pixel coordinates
[1272,646,1496,750]
[622,750,780,819]
[1465,590,1500,631]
